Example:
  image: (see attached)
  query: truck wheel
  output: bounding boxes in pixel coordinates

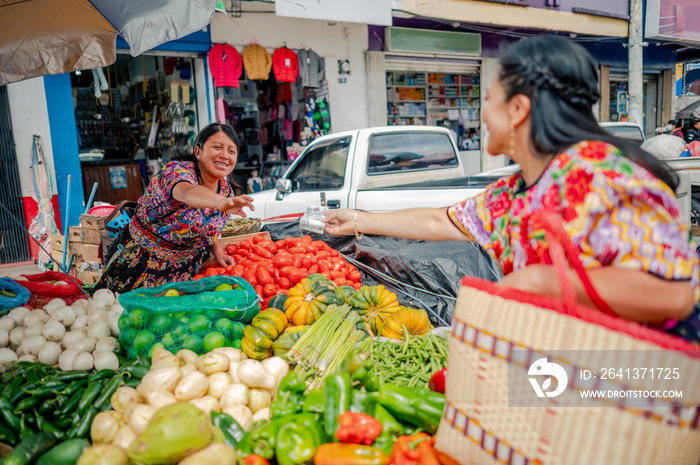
[691,198,700,226]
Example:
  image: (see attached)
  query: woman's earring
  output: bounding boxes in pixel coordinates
[508,122,516,158]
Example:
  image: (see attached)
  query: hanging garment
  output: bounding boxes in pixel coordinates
[297,48,325,88]
[243,44,272,80]
[208,43,242,88]
[272,47,299,83]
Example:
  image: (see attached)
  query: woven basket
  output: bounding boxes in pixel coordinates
[434,210,700,465]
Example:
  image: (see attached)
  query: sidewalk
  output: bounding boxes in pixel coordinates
[0,261,44,278]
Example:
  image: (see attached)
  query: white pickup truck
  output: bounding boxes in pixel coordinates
[248,126,489,220]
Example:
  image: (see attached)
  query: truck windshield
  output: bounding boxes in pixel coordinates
[286,137,351,191]
[367,132,457,174]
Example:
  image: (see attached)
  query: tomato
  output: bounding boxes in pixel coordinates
[231,265,244,277]
[250,255,266,262]
[352,282,362,289]
[275,240,287,249]
[264,243,278,254]
[321,271,332,280]
[204,268,218,277]
[279,266,298,278]
[240,259,254,269]
[312,240,329,251]
[254,284,263,296]
[252,245,274,259]
[225,265,235,273]
[226,245,238,255]
[348,270,362,282]
[261,296,273,310]
[192,274,205,280]
[318,260,332,273]
[289,247,306,254]
[289,271,308,284]
[304,243,318,253]
[316,250,329,259]
[243,270,257,286]
[239,239,253,250]
[256,266,273,285]
[253,234,265,244]
[330,269,345,280]
[276,249,291,256]
[301,257,312,269]
[329,250,339,257]
[333,277,347,286]
[232,254,245,264]
[272,255,294,268]
[286,237,301,248]
[301,235,313,243]
[263,283,277,296]
[278,277,291,289]
[307,264,319,274]
[271,267,281,283]
[291,255,303,268]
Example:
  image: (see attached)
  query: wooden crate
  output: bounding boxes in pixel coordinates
[75,244,101,263]
[51,234,78,254]
[69,226,101,245]
[218,231,270,248]
[80,214,106,231]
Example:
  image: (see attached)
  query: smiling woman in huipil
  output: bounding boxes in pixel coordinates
[96,123,254,293]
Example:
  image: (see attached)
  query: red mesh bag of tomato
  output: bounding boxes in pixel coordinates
[16,271,86,308]
[199,234,363,309]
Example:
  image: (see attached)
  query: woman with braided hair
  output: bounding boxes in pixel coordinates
[324,35,700,343]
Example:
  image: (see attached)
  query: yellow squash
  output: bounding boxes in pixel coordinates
[380,307,433,339]
[241,308,288,360]
[349,285,401,335]
[284,276,343,326]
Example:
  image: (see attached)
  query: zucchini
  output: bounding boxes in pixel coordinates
[4,432,58,465]
[36,438,90,465]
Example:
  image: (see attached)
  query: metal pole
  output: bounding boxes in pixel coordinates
[61,175,71,270]
[628,0,644,126]
[84,182,98,214]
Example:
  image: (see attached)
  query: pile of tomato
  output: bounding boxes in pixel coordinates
[195,234,363,308]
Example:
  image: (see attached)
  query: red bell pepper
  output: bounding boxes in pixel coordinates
[242,454,271,465]
[336,411,383,445]
[389,433,440,465]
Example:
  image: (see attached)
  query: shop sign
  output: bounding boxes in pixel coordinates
[274,0,391,26]
[386,27,481,56]
[645,0,700,45]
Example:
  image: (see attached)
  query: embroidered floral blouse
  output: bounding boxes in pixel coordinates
[447,140,700,340]
[130,161,231,260]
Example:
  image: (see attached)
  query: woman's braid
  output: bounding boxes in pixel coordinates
[518,62,598,109]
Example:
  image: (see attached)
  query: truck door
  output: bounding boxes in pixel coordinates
[270,136,352,217]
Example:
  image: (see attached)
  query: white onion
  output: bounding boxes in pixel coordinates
[0,329,8,348]
[69,336,96,353]
[0,347,18,372]
[52,306,76,327]
[58,349,79,371]
[87,319,111,340]
[107,313,120,337]
[0,317,16,332]
[93,289,116,306]
[8,307,30,325]
[94,351,119,371]
[73,352,94,371]
[18,354,38,363]
[21,334,47,356]
[87,309,108,326]
[95,337,119,353]
[24,324,45,337]
[62,330,86,349]
[9,327,25,347]
[43,298,65,315]
[70,314,89,331]
[38,341,62,365]
[23,310,49,327]
[109,303,125,315]
[71,298,88,310]
[87,299,108,314]
[42,319,66,342]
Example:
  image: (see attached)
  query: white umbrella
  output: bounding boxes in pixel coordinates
[640,134,687,160]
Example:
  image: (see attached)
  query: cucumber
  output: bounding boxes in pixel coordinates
[4,432,58,465]
[36,438,90,465]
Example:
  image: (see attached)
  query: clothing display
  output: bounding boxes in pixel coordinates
[208,43,242,88]
[243,44,272,80]
[297,48,325,88]
[272,46,299,83]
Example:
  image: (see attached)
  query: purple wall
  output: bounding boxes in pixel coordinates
[515,0,629,19]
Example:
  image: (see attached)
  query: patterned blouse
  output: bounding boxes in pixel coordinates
[129,161,231,261]
[447,140,700,341]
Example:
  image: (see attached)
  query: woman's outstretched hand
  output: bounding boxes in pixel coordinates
[322,209,356,236]
[218,195,255,217]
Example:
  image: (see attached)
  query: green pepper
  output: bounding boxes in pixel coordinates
[59,388,85,417]
[302,388,325,414]
[34,410,63,437]
[87,369,114,383]
[349,390,377,416]
[0,397,20,432]
[271,373,306,418]
[371,405,403,455]
[67,407,98,439]
[118,365,149,379]
[14,397,42,414]
[275,422,318,465]
[323,372,351,439]
[76,381,103,415]
[211,412,245,449]
[18,414,36,440]
[352,366,380,392]
[2,377,23,397]
[93,375,124,411]
[376,384,445,434]
[56,371,90,382]
[0,421,17,445]
[239,413,323,461]
[59,378,88,398]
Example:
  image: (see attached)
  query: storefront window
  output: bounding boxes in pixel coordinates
[609,81,628,122]
[386,71,480,150]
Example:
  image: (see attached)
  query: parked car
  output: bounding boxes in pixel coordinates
[599,122,646,144]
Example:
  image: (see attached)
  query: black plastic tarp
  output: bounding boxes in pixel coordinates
[263,222,502,326]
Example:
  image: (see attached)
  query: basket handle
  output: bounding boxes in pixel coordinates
[532,209,616,317]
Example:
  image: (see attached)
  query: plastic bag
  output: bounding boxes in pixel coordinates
[118,276,260,358]
[16,271,86,309]
[0,278,31,316]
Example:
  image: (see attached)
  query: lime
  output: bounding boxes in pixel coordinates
[170,316,190,332]
[231,338,242,350]
[148,342,166,359]
[189,314,211,333]
[129,308,150,329]
[117,314,131,332]
[133,330,156,354]
[203,331,226,352]
[164,289,180,297]
[215,318,234,339]
[161,333,177,351]
[204,309,225,320]
[152,314,171,335]
[170,327,187,343]
[182,335,203,353]
[214,283,233,292]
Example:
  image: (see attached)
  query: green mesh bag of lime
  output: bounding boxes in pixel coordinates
[117,276,260,358]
